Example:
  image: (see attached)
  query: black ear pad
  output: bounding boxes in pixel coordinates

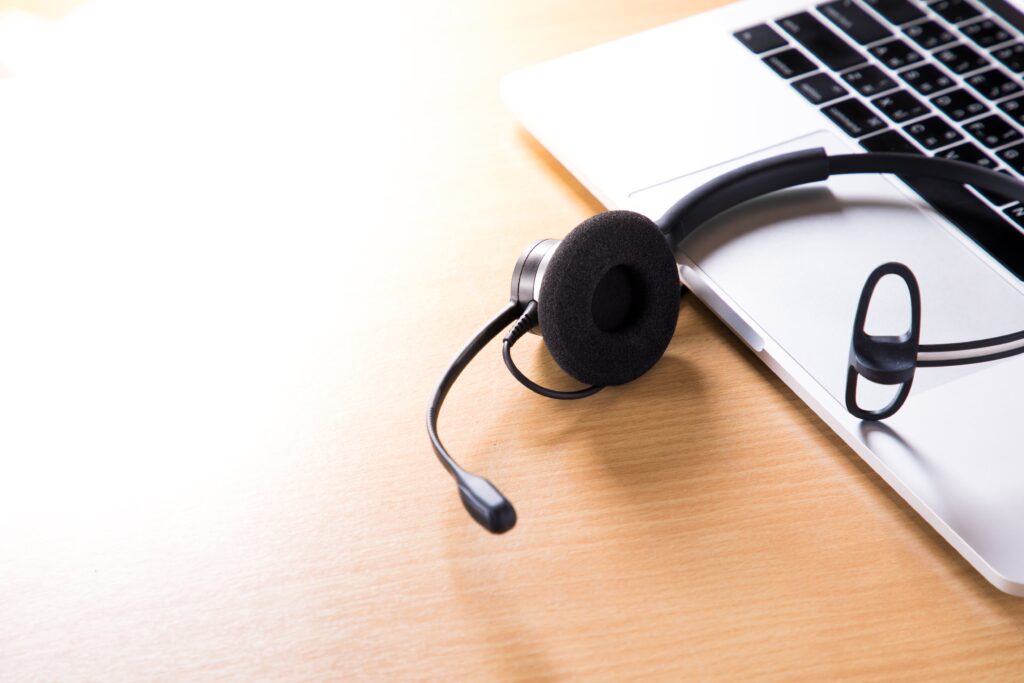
[538,210,680,386]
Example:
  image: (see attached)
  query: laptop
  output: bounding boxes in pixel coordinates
[502,0,1024,595]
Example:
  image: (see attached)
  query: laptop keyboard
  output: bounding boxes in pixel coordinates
[734,0,1024,279]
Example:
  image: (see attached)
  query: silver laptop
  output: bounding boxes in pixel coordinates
[502,0,1024,595]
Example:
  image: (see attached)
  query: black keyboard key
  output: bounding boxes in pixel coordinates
[994,43,1024,73]
[935,43,990,74]
[965,115,1023,148]
[778,12,866,71]
[792,72,848,104]
[863,0,925,25]
[903,176,1024,279]
[904,20,956,50]
[999,95,1024,124]
[842,64,898,95]
[869,39,922,69]
[872,89,928,122]
[979,170,1018,207]
[935,145,1008,204]
[967,69,1023,100]
[818,0,891,45]
[1004,202,1024,226]
[824,98,887,137]
[936,141,998,169]
[860,129,921,153]
[763,48,816,78]
[997,143,1024,173]
[931,88,988,121]
[929,0,981,25]
[961,19,1013,49]
[904,116,964,149]
[899,63,954,94]
[734,24,789,53]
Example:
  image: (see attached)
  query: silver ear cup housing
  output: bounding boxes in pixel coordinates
[510,238,560,334]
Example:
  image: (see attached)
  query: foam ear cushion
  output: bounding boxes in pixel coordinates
[538,210,680,386]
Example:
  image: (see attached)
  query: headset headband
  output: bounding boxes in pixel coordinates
[657,148,1024,247]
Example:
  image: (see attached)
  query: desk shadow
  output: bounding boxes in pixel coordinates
[538,354,711,486]
[745,353,1024,621]
[505,300,720,513]
[855,421,1024,620]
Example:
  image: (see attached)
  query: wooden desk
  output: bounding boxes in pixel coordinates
[4,0,1024,679]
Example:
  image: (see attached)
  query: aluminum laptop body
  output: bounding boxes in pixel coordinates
[502,0,1024,595]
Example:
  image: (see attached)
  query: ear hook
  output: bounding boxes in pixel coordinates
[845,262,921,421]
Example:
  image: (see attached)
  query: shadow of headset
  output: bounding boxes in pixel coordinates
[427,148,1024,534]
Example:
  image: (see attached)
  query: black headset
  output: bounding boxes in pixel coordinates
[428,148,1024,534]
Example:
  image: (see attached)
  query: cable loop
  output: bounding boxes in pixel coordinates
[502,301,603,400]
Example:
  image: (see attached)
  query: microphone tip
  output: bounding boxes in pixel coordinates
[457,472,517,534]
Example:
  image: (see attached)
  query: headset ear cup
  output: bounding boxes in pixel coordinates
[538,210,680,386]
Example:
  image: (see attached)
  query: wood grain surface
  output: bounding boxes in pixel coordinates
[3,0,1024,680]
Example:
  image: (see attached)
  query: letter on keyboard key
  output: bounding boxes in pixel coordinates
[935,44,990,75]
[818,0,891,45]
[929,0,982,25]
[997,143,1024,174]
[823,99,887,137]
[967,69,1023,100]
[778,12,865,70]
[792,73,848,104]
[937,142,997,169]
[904,21,955,50]
[862,0,925,25]
[999,95,1024,124]
[964,115,1024,148]
[961,19,1012,49]
[843,65,897,96]
[763,48,816,78]
[899,64,954,95]
[904,116,963,149]
[873,90,928,123]
[994,43,1024,74]
[734,24,788,54]
[860,129,921,153]
[930,88,987,121]
[869,39,923,70]
[1003,203,1024,227]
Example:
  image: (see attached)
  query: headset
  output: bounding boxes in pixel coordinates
[427,148,1024,534]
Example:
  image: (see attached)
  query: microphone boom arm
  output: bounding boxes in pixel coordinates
[426,301,521,533]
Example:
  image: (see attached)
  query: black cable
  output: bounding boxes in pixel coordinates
[427,301,520,478]
[919,328,1024,353]
[916,345,1024,367]
[916,328,1024,367]
[502,301,604,400]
